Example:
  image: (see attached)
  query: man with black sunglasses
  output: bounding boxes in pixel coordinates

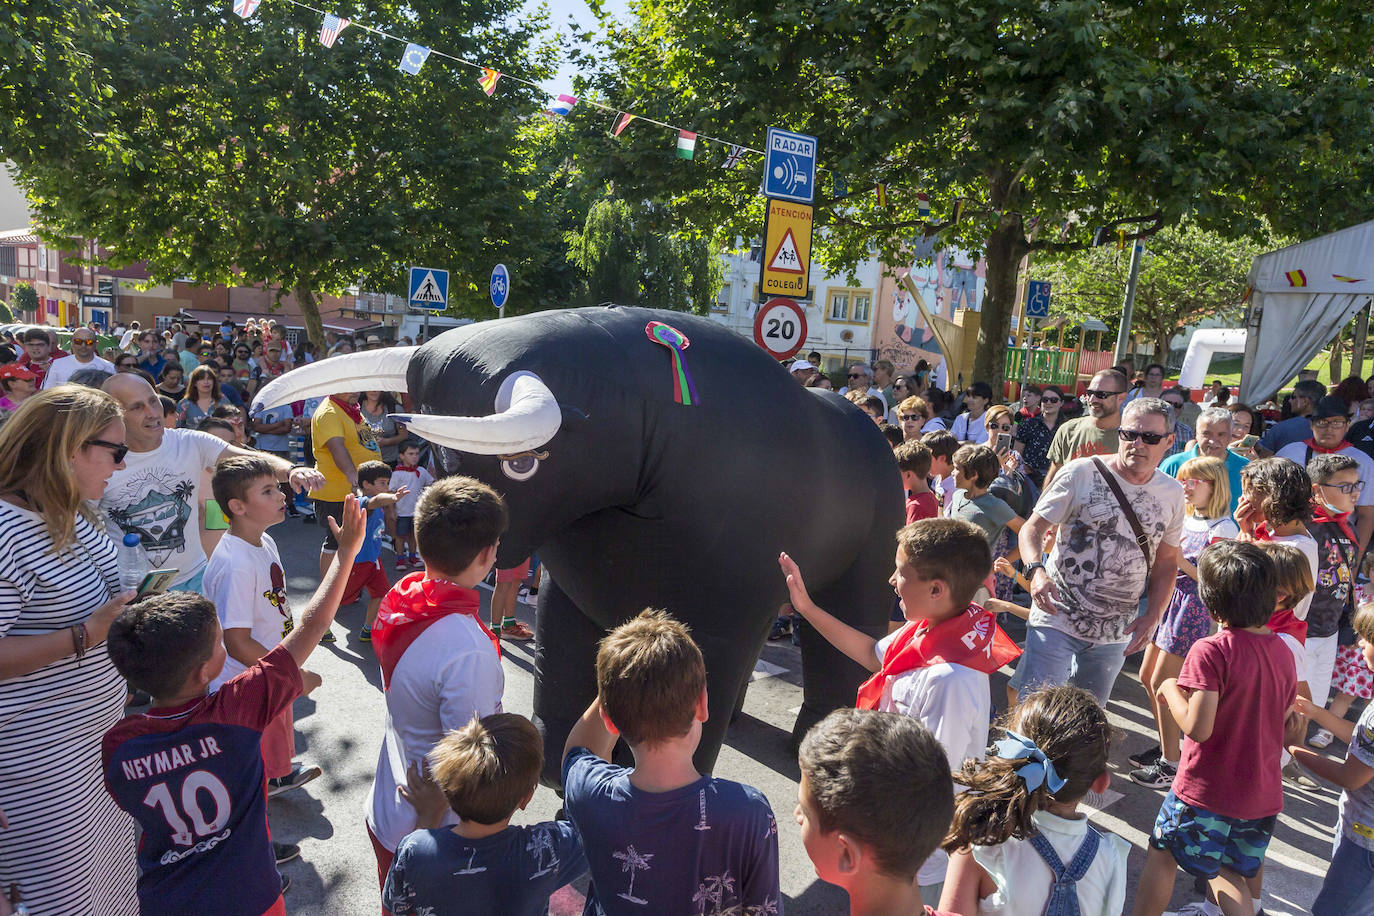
[1042,369,1128,489]
[1014,397,1185,705]
[41,328,115,389]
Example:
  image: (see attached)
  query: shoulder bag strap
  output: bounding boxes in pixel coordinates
[1091,457,1152,578]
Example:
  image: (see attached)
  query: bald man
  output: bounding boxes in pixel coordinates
[43,327,116,388]
[98,374,323,594]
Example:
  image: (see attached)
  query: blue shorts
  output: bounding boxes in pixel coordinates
[396,515,415,537]
[1150,790,1276,880]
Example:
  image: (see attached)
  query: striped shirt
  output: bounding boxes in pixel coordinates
[0,500,137,915]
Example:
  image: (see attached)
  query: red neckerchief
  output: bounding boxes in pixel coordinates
[392,465,421,474]
[329,395,364,424]
[1303,437,1347,455]
[1252,525,1309,644]
[372,572,500,690]
[856,604,1021,710]
[1312,502,1358,545]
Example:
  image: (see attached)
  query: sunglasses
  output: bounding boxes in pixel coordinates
[1118,428,1168,445]
[988,423,1013,431]
[899,414,923,422]
[1040,397,1061,404]
[847,373,865,379]
[87,438,129,463]
[1321,479,1366,495]
[1085,388,1124,399]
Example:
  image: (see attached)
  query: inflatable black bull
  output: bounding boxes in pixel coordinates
[254,306,902,781]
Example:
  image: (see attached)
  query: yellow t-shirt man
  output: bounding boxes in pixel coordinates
[310,396,381,501]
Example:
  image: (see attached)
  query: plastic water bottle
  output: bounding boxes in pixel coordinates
[117,533,148,592]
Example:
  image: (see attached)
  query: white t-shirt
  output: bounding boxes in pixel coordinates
[951,411,989,444]
[99,428,226,588]
[387,466,436,516]
[1031,458,1186,644]
[838,385,888,411]
[204,532,294,690]
[1269,532,1319,623]
[971,810,1129,916]
[366,614,505,850]
[1275,441,1374,509]
[41,353,116,388]
[873,628,990,886]
[922,417,949,434]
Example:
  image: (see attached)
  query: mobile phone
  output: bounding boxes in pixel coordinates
[1238,434,1258,450]
[995,432,1013,455]
[136,569,180,597]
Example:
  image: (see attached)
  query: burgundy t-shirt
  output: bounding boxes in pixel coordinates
[1173,628,1296,819]
[906,491,940,524]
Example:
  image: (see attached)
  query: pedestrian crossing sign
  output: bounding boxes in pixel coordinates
[408,266,449,311]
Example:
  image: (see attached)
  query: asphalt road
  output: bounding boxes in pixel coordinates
[262,513,1330,914]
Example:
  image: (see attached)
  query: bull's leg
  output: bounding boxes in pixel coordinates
[791,557,892,748]
[531,576,603,788]
[692,612,775,776]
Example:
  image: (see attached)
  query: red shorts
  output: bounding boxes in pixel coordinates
[368,821,396,915]
[495,559,531,583]
[343,559,390,605]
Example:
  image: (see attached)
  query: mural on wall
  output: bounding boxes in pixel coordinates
[873,237,987,373]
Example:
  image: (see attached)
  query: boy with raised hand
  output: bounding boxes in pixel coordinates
[779,517,1020,905]
[796,708,957,916]
[350,460,409,643]
[382,713,587,916]
[101,496,364,916]
[561,609,780,916]
[365,477,509,890]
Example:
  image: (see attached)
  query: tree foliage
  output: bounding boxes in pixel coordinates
[575,0,1374,385]
[566,198,723,312]
[10,284,38,318]
[5,0,561,344]
[1033,223,1274,360]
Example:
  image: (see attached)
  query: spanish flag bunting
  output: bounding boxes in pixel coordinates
[1334,274,1364,283]
[1286,269,1307,287]
[875,183,888,208]
[613,112,635,137]
[478,68,501,96]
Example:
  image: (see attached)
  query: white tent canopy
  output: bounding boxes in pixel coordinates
[1241,220,1374,403]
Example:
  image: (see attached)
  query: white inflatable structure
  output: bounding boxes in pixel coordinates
[1178,328,1248,390]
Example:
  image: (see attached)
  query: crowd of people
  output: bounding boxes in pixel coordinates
[0,320,1370,916]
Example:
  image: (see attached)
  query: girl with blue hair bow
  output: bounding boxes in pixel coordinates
[938,686,1130,916]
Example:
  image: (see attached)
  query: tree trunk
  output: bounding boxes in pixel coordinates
[1331,332,1344,384]
[972,219,1026,397]
[1353,305,1370,378]
[294,284,327,352]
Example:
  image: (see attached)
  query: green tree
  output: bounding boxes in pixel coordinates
[1034,223,1274,361]
[567,197,724,313]
[6,0,560,345]
[0,300,12,323]
[10,283,38,318]
[576,0,1374,384]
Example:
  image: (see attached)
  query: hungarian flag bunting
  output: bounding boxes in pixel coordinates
[677,130,697,159]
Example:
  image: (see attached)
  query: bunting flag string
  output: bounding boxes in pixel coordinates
[233,0,1093,243]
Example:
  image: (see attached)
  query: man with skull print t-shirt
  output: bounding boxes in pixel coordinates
[1014,397,1186,704]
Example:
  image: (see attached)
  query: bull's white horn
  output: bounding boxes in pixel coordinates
[250,347,416,413]
[389,370,561,456]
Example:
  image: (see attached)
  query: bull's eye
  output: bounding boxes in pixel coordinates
[500,454,541,481]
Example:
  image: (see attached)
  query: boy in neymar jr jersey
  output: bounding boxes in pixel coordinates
[101,497,364,916]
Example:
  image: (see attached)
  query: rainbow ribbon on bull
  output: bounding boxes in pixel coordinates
[645,321,700,406]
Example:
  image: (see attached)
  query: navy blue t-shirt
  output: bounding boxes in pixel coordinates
[562,747,780,916]
[383,821,587,916]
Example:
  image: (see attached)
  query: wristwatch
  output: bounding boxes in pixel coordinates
[1023,561,1047,578]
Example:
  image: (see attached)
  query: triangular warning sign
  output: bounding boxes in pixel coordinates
[768,229,805,274]
[412,271,445,302]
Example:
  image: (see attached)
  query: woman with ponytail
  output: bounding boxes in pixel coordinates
[939,686,1128,915]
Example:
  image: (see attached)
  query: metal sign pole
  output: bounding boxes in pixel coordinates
[423,309,429,344]
[1114,242,1144,363]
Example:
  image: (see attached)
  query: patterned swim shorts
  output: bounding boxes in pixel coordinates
[1150,790,1277,879]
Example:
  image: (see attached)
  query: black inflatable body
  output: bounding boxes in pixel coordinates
[262,305,903,783]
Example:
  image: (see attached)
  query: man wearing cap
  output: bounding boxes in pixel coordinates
[788,358,817,384]
[254,341,289,387]
[1277,395,1374,550]
[42,327,116,388]
[1256,377,1325,456]
[0,363,38,417]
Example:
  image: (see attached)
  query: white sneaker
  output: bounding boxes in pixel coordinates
[1309,728,1335,749]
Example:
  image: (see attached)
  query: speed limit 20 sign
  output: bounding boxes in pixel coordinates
[753,297,808,360]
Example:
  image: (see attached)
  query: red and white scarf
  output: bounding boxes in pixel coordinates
[372,573,500,690]
[856,603,1021,710]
